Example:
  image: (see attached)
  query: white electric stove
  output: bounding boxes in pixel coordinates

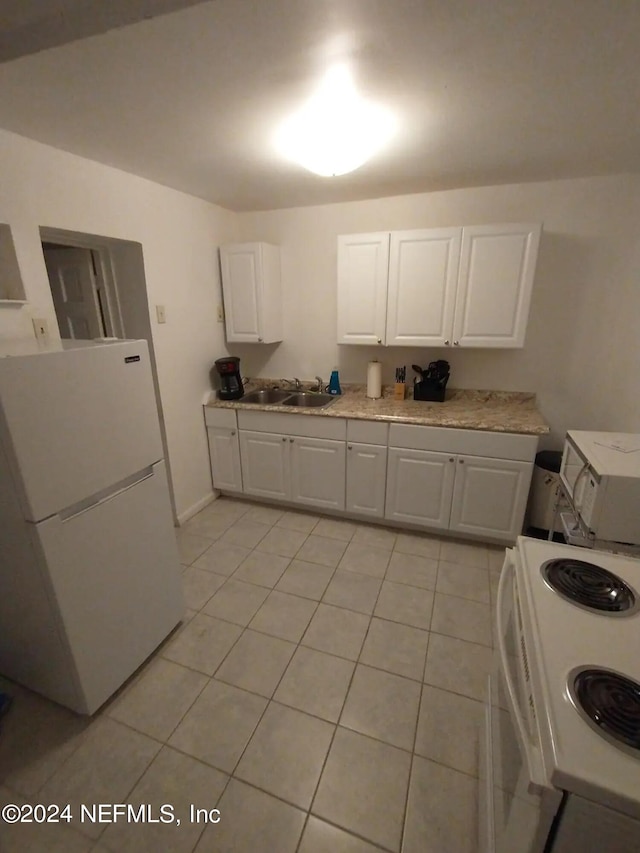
[518,536,640,814]
[480,536,640,853]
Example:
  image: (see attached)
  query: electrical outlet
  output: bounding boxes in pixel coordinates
[216,303,224,323]
[32,318,49,340]
[156,305,167,324]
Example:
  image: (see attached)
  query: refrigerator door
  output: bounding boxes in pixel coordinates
[0,340,163,521]
[32,460,184,714]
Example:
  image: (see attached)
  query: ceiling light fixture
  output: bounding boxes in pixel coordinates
[274,64,396,177]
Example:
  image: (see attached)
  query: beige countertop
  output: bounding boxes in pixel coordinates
[206,383,549,436]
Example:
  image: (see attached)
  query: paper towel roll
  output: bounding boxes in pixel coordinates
[367,360,382,399]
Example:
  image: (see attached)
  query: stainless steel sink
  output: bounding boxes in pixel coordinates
[238,389,292,405]
[282,392,335,408]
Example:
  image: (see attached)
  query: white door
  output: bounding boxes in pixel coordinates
[337,233,390,345]
[44,247,105,339]
[453,224,541,348]
[386,228,461,347]
[449,455,534,541]
[385,447,456,529]
[220,243,262,343]
[239,430,289,500]
[207,427,243,492]
[34,460,183,714]
[346,442,387,518]
[289,436,346,510]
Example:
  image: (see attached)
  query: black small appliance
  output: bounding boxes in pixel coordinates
[412,360,450,402]
[214,356,244,400]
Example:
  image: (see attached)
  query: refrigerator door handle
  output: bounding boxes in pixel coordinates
[58,466,155,521]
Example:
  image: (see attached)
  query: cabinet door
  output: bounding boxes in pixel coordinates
[453,224,541,348]
[346,442,387,518]
[239,430,289,500]
[207,427,243,492]
[337,233,390,345]
[385,447,455,529]
[220,243,274,343]
[386,228,461,347]
[450,456,534,542]
[289,436,346,511]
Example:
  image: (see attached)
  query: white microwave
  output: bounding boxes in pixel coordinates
[560,430,640,545]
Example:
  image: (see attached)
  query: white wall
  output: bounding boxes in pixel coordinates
[233,175,640,446]
[0,128,237,521]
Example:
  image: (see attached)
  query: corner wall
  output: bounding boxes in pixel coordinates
[0,128,237,521]
[234,175,640,446]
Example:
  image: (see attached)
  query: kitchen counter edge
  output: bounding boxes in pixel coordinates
[204,390,550,436]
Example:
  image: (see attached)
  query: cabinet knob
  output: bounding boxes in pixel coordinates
[459,458,464,464]
[444,340,450,346]
[231,429,236,436]
[449,457,454,462]
[258,337,263,342]
[289,437,294,443]
[348,445,353,450]
[453,340,459,346]
[282,436,286,442]
[377,338,382,344]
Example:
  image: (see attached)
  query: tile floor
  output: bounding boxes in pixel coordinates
[0,497,505,853]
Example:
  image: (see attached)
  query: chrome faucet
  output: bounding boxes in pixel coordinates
[314,376,325,393]
[281,377,302,390]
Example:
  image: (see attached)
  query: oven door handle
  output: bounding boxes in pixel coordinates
[496,557,546,787]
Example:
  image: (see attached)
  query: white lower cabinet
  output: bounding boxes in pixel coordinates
[239,430,289,500]
[236,411,347,511]
[290,436,346,511]
[449,455,533,541]
[346,442,388,518]
[385,424,537,542]
[204,408,243,493]
[205,407,538,544]
[385,447,533,540]
[385,448,455,529]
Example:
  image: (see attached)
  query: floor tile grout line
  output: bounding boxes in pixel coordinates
[13,499,486,850]
[399,679,429,853]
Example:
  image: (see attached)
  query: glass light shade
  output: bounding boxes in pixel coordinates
[275,65,395,177]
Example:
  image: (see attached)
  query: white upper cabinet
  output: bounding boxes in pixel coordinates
[453,223,541,347]
[386,228,461,347]
[337,233,390,345]
[219,242,282,343]
[337,223,541,349]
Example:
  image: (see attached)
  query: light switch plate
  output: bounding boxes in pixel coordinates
[217,303,224,323]
[32,317,49,340]
[156,305,167,324]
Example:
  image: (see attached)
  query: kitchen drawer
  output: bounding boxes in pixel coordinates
[347,419,389,445]
[388,423,538,461]
[204,407,238,429]
[237,410,347,440]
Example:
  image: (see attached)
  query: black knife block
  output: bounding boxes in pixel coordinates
[413,378,447,402]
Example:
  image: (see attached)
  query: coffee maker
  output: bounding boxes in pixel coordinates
[214,356,244,400]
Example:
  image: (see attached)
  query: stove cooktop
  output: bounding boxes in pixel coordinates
[570,668,640,756]
[542,558,638,615]
[515,536,640,813]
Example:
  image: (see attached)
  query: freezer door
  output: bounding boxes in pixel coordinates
[0,340,163,521]
[32,460,184,714]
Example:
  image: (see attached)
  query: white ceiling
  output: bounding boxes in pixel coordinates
[0,0,638,212]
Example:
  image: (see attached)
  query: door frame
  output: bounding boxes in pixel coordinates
[41,229,125,339]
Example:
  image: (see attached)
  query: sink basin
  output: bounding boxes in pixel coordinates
[238,389,292,405]
[282,392,335,408]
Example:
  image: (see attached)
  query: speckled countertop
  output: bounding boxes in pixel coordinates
[205,382,549,435]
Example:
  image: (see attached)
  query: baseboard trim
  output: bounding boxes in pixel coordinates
[176,491,217,526]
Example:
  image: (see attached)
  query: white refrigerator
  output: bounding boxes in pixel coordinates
[0,338,184,714]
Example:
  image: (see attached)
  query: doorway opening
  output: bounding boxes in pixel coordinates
[42,240,123,340]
